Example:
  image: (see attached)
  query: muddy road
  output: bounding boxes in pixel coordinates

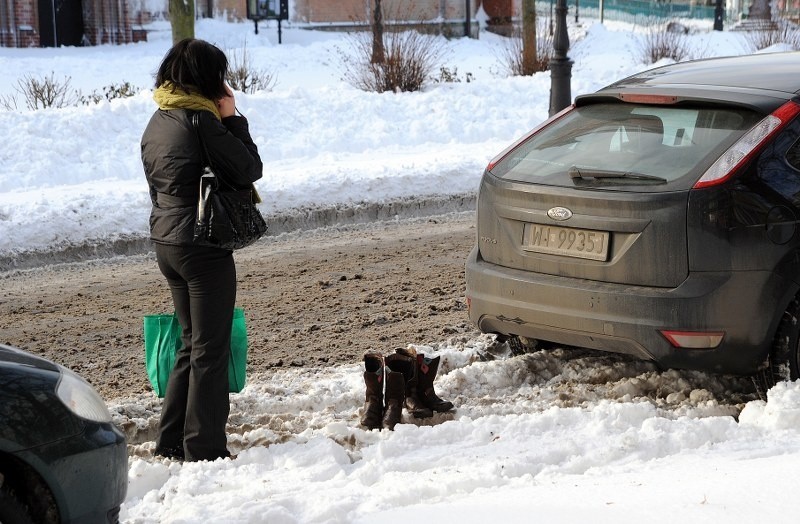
[0,212,478,400]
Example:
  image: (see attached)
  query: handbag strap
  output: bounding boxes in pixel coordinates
[193,112,235,194]
[191,112,258,201]
[191,112,215,174]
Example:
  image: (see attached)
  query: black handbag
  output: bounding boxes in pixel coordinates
[192,113,267,250]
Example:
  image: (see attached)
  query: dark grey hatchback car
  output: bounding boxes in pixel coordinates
[0,344,127,523]
[466,52,800,385]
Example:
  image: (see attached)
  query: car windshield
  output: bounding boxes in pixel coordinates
[490,103,763,190]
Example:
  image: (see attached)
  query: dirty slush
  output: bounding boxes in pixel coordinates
[0,213,477,402]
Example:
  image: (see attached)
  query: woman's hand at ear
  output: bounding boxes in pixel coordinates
[217,84,236,118]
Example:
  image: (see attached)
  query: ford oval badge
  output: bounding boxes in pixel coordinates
[547,206,573,221]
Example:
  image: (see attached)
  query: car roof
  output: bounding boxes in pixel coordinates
[576,52,800,113]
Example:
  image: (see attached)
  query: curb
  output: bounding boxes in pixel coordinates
[0,193,477,272]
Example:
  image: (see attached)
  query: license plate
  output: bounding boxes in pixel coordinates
[522,224,609,261]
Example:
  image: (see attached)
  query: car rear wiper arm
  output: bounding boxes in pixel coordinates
[569,166,668,183]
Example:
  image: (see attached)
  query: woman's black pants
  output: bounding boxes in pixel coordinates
[154,243,236,461]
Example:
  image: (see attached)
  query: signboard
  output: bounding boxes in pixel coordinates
[247,0,288,21]
[246,0,289,41]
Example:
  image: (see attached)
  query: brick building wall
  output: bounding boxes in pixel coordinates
[84,0,131,45]
[203,0,477,26]
[290,0,477,37]
[295,0,471,25]
[214,0,246,20]
[0,0,38,47]
[0,1,492,48]
[118,1,485,27]
[0,0,147,47]
[294,0,367,23]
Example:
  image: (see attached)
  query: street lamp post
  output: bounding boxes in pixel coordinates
[549,0,572,116]
[714,0,724,31]
[465,0,471,37]
[50,0,58,46]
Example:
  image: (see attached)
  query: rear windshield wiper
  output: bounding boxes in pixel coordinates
[569,166,668,183]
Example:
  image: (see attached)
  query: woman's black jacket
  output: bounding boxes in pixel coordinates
[141,109,263,247]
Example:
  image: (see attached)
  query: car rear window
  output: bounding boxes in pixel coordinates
[490,103,763,190]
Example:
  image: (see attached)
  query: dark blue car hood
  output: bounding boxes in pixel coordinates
[0,344,80,451]
[0,344,60,373]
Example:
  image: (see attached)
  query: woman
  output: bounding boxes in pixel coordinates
[141,38,263,462]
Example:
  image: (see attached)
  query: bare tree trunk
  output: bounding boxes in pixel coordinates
[170,0,195,45]
[371,0,385,64]
[747,0,772,19]
[521,0,538,76]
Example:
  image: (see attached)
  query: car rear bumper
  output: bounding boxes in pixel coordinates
[18,422,127,524]
[465,246,786,375]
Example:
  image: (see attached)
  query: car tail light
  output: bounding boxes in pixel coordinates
[486,104,574,171]
[694,100,800,189]
[660,330,725,349]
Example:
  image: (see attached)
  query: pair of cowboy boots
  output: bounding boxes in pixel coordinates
[360,347,454,431]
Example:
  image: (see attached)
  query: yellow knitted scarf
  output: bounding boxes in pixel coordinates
[153,82,221,120]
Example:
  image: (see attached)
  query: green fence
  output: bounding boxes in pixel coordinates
[536,0,721,25]
[584,0,715,19]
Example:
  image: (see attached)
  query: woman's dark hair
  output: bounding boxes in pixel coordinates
[155,38,228,100]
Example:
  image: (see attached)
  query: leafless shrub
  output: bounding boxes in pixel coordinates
[638,21,691,64]
[744,21,800,51]
[80,82,141,105]
[0,72,80,111]
[335,0,448,94]
[431,65,474,84]
[226,43,276,94]
[498,21,554,77]
[338,27,447,93]
[0,92,19,111]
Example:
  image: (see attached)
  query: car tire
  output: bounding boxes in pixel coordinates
[759,297,800,392]
[508,335,541,356]
[0,485,34,524]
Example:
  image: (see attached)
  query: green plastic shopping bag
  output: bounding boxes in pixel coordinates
[143,307,248,397]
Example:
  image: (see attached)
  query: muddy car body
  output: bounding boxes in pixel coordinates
[466,52,800,383]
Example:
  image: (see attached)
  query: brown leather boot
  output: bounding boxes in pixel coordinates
[360,353,384,430]
[415,352,454,412]
[394,348,434,418]
[382,354,408,430]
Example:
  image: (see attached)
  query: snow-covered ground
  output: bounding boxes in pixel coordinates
[2,13,800,523]
[116,337,795,523]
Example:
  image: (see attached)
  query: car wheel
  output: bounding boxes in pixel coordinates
[508,335,541,356]
[760,298,800,391]
[0,485,34,524]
